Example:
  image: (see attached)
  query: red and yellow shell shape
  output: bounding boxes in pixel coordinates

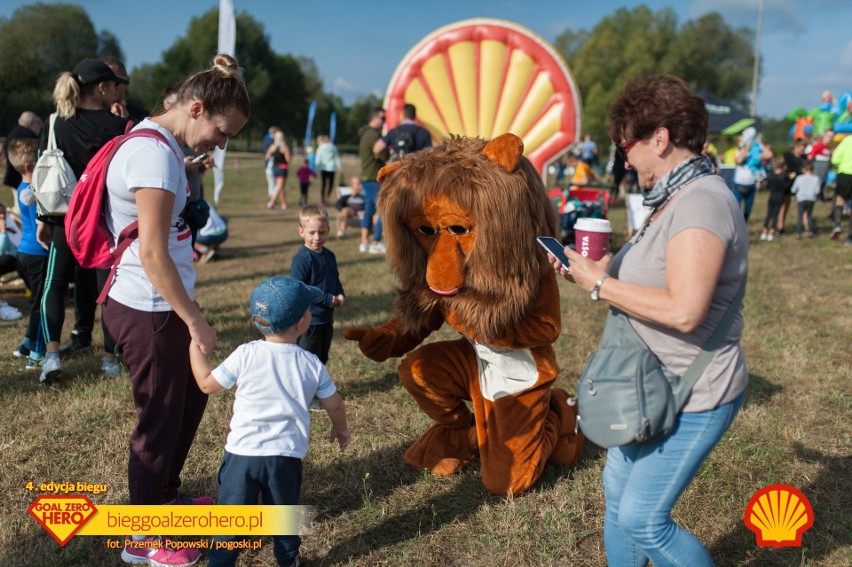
[744,484,814,548]
[384,18,581,175]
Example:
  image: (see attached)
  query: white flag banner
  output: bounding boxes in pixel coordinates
[214,0,236,204]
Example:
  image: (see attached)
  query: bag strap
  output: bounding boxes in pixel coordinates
[680,277,747,389]
[96,221,138,304]
[47,113,58,151]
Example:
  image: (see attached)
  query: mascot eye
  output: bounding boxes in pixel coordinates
[418,226,438,235]
[447,225,470,235]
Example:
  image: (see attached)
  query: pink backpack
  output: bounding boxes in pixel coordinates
[65,127,172,303]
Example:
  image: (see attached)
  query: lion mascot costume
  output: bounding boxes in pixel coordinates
[344,133,582,496]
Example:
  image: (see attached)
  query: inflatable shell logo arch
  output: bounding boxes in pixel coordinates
[744,484,814,548]
[384,18,581,174]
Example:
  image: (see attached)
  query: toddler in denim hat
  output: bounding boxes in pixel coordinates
[189,276,351,567]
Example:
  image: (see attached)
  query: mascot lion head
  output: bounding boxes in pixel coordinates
[376,133,558,343]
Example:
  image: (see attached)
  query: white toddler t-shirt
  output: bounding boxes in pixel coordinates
[212,341,337,458]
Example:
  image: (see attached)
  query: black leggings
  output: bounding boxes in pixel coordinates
[321,170,335,201]
[0,254,16,277]
[17,252,48,352]
[763,195,784,230]
[40,222,115,353]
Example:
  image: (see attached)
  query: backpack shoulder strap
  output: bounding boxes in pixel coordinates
[47,113,59,151]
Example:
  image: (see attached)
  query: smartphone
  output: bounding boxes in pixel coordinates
[191,152,209,164]
[536,236,569,266]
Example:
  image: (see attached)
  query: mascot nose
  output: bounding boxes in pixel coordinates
[426,233,465,295]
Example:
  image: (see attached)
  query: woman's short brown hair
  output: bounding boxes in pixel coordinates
[608,75,708,154]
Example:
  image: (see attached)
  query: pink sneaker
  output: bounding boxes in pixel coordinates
[175,492,214,505]
[121,536,200,566]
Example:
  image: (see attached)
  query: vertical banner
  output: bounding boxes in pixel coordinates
[330,111,337,144]
[305,101,317,171]
[213,0,236,204]
[304,101,317,148]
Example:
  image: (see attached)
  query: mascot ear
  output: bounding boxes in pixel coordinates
[483,133,524,172]
[377,161,402,182]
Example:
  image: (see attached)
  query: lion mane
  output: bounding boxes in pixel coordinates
[377,135,559,343]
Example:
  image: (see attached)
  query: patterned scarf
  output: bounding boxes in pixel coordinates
[642,154,717,210]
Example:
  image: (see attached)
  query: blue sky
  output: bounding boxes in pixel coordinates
[3,0,851,119]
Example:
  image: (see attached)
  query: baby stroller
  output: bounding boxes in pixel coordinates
[548,187,610,245]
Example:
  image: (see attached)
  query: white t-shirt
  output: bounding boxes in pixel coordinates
[105,119,194,311]
[212,341,337,458]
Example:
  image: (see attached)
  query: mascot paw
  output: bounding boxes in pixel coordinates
[404,424,478,477]
[432,458,463,477]
[343,327,394,362]
[547,388,583,467]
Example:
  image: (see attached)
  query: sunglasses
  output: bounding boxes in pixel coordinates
[617,139,639,156]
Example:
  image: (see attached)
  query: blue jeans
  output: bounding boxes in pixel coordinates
[733,184,756,220]
[207,452,302,567]
[603,392,744,567]
[360,179,383,242]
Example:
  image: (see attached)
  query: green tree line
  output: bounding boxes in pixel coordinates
[1,3,792,152]
[556,6,761,144]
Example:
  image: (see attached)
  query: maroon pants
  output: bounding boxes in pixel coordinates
[103,298,208,504]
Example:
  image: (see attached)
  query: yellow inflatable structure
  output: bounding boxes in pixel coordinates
[383,18,582,174]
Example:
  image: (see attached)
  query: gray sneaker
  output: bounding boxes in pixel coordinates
[39,355,62,384]
[368,241,387,254]
[26,356,44,371]
[101,357,121,378]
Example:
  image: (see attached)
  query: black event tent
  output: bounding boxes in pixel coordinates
[698,89,760,135]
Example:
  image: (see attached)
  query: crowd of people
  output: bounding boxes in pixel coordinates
[1,58,845,567]
[718,126,852,243]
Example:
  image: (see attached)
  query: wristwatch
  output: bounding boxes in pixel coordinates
[590,275,609,301]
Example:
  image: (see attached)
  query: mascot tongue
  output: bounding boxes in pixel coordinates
[429,286,460,296]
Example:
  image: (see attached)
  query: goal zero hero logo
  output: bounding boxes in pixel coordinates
[28,495,97,546]
[744,484,814,548]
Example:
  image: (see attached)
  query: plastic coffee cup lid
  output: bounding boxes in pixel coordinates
[574,218,612,232]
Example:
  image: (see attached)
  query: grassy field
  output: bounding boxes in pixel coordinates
[1,153,850,566]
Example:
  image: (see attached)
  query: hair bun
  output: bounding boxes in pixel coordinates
[211,54,241,79]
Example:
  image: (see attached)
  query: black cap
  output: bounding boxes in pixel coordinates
[72,58,129,86]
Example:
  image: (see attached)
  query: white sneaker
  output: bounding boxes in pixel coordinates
[368,242,387,254]
[359,242,369,253]
[759,232,768,241]
[39,355,62,384]
[0,301,22,321]
[337,229,347,238]
[766,234,775,241]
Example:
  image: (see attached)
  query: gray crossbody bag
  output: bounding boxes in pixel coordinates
[577,278,746,448]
